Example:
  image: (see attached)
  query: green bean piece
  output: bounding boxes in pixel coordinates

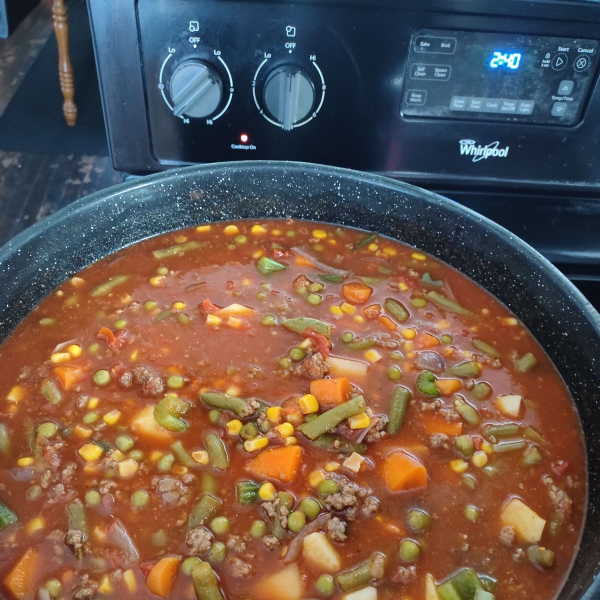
[282,317,331,337]
[209,541,227,563]
[154,396,191,431]
[347,337,377,350]
[250,519,266,538]
[451,361,481,378]
[407,509,430,531]
[115,434,134,453]
[464,505,480,522]
[426,291,472,316]
[384,298,410,323]
[205,434,229,470]
[399,539,420,562]
[0,424,10,457]
[527,545,554,569]
[202,473,218,495]
[318,479,339,496]
[273,491,294,540]
[37,421,58,439]
[305,413,319,423]
[479,576,498,594]
[485,424,519,439]
[336,552,386,592]
[85,490,101,506]
[192,561,225,600]
[522,445,543,466]
[387,386,411,434]
[26,485,42,501]
[299,498,321,520]
[189,494,222,529]
[210,516,230,536]
[183,556,202,575]
[171,440,196,468]
[354,232,377,250]
[455,435,474,457]
[472,382,492,401]
[0,501,18,530]
[523,427,545,445]
[41,378,63,405]
[158,453,174,472]
[450,568,484,599]
[90,274,130,297]
[441,334,453,344]
[299,396,366,440]
[288,510,306,533]
[341,332,354,343]
[167,375,185,389]
[472,339,500,359]
[236,480,260,505]
[421,272,443,287]
[152,529,168,547]
[316,574,335,596]
[317,274,344,284]
[313,433,366,455]
[240,422,259,441]
[152,241,203,260]
[474,590,496,600]
[178,313,192,325]
[155,310,172,322]
[462,474,477,490]
[437,582,462,600]
[201,392,251,419]
[454,398,480,426]
[258,256,288,276]
[492,440,526,453]
[289,348,307,361]
[416,371,439,397]
[65,501,88,558]
[131,489,149,509]
[517,352,537,373]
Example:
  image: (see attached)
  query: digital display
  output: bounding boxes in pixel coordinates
[489,51,522,70]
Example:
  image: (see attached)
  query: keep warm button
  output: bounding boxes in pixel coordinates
[410,63,451,81]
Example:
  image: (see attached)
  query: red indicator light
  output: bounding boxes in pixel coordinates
[240,133,249,143]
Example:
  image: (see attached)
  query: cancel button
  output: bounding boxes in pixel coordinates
[406,90,427,105]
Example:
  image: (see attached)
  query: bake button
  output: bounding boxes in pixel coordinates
[406,90,427,105]
[574,55,590,72]
[551,53,568,71]
[499,99,518,114]
[414,36,457,54]
[466,97,484,112]
[551,102,567,117]
[450,96,468,111]
[482,98,501,113]
[516,100,535,115]
[558,80,574,95]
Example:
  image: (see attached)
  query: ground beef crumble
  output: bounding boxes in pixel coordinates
[543,475,573,520]
[302,352,329,379]
[500,526,515,546]
[391,565,417,584]
[230,557,253,578]
[186,527,213,555]
[152,476,190,507]
[263,535,280,550]
[327,517,347,542]
[226,535,247,554]
[133,366,164,397]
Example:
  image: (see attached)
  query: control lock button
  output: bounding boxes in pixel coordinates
[406,90,427,105]
[551,102,567,117]
[558,80,574,96]
[516,100,534,115]
[551,53,568,71]
[450,96,467,111]
[574,55,590,72]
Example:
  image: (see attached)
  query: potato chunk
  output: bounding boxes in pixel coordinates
[425,574,441,600]
[326,356,369,379]
[500,498,546,542]
[303,532,342,572]
[253,564,303,600]
[495,394,523,418]
[344,586,378,600]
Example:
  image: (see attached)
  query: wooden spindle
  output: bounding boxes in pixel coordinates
[52,0,77,126]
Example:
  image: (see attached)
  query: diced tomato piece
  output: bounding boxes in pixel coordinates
[199,298,219,314]
[362,304,382,320]
[551,460,569,476]
[301,328,330,358]
[96,326,115,346]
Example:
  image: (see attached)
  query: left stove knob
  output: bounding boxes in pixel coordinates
[169,61,223,119]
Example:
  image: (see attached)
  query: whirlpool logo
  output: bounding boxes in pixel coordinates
[459,139,510,162]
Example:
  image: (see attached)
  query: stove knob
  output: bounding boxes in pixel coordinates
[169,61,223,119]
[263,66,315,130]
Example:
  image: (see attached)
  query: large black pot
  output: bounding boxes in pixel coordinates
[0,162,598,599]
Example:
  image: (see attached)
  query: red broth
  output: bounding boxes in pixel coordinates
[0,220,585,600]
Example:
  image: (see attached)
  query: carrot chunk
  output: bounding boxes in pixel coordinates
[310,378,351,408]
[131,404,175,446]
[281,397,303,426]
[423,414,463,436]
[199,298,219,314]
[434,379,462,396]
[378,316,398,331]
[382,450,428,491]
[146,556,180,598]
[417,333,440,348]
[342,282,373,305]
[53,366,85,391]
[4,548,39,600]
[246,445,302,483]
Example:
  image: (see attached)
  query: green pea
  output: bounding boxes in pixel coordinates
[209,409,222,424]
[210,516,230,536]
[289,348,307,361]
[387,365,402,381]
[88,342,100,354]
[158,453,174,472]
[240,422,259,440]
[114,319,127,329]
[182,556,202,575]
[257,291,267,301]
[462,474,477,490]
[391,350,404,361]
[234,234,247,245]
[128,449,145,461]
[85,489,101,506]
[209,541,226,562]
[341,332,355,343]
[167,375,185,389]
[40,579,62,599]
[286,230,296,238]
[299,497,321,520]
[115,434,134,453]
[411,297,427,308]
[26,485,42,501]
[262,314,276,326]
[83,412,99,424]
[131,489,149,508]
[279,357,292,369]
[441,334,453,344]
[318,479,339,496]
[307,294,322,306]
[464,505,480,522]
[93,370,111,386]
[314,244,324,252]
[39,317,56,326]
[157,266,169,276]
[316,574,334,596]
[250,520,266,538]
[144,300,157,310]
[260,282,270,290]
[407,509,430,531]
[399,539,420,562]
[37,422,58,439]
[227,243,236,251]
[151,529,167,547]
[288,510,306,533]
[308,283,324,293]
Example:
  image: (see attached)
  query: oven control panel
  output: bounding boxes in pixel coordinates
[402,30,598,125]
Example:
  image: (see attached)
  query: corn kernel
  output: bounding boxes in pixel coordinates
[70,276,85,287]
[399,282,409,291]
[172,301,186,310]
[412,252,426,261]
[224,224,239,235]
[173,465,188,475]
[149,450,164,462]
[383,247,397,256]
[299,338,313,349]
[26,517,45,534]
[206,314,222,327]
[354,315,365,324]
[6,385,24,403]
[298,394,319,414]
[17,457,34,467]
[472,451,488,468]
[243,436,269,452]
[328,239,337,245]
[368,243,378,251]
[284,436,298,446]
[150,275,166,287]
[73,425,93,439]
[348,413,371,429]
[196,224,211,232]
[251,224,267,235]
[481,442,493,455]
[50,352,71,363]
[401,328,416,339]
[103,410,122,425]
[226,419,243,435]
[130,349,139,361]
[226,317,243,329]
[98,575,113,595]
[343,452,365,474]
[330,306,343,317]
[312,229,327,239]
[324,461,340,472]
[118,458,139,478]
[78,444,103,461]
[175,235,188,243]
[275,422,294,438]
[340,302,356,314]
[253,249,265,259]
[110,450,126,462]
[192,450,210,465]
[364,349,382,363]
[308,469,326,487]
[123,570,137,592]
[450,459,469,473]
[67,344,83,358]
[226,385,241,397]
[259,482,277,501]
[272,229,282,236]
[404,341,414,350]
[266,406,283,423]
[436,320,451,330]
[242,279,251,286]
[503,317,518,326]
[87,397,99,409]
[407,352,416,359]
